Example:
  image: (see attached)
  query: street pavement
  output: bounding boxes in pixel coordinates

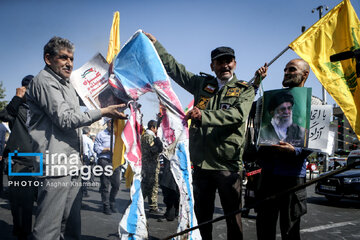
[0,177,360,239]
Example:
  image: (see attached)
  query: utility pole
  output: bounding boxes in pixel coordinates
[312,5,330,171]
[312,5,329,104]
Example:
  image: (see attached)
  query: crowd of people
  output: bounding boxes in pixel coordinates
[0,32,317,240]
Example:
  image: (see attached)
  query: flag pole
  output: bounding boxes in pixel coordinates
[248,46,290,84]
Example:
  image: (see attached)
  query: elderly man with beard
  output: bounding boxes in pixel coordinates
[256,59,315,240]
[259,91,305,146]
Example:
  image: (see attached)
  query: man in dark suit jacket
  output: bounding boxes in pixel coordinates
[0,75,35,240]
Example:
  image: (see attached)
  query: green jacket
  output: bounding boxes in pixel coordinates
[154,41,255,171]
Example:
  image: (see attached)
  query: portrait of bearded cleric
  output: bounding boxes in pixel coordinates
[258,88,311,147]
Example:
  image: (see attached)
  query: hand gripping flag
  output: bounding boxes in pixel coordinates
[111,30,201,239]
[289,0,360,140]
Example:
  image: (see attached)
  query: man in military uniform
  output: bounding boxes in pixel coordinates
[141,120,163,214]
[145,32,267,240]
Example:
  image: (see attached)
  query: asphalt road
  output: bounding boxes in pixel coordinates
[0,178,359,239]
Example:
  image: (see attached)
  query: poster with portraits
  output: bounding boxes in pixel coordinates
[70,53,122,110]
[258,87,312,147]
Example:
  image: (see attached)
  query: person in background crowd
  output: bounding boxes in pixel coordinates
[159,154,179,221]
[0,122,8,195]
[0,75,34,240]
[82,126,96,197]
[94,119,121,215]
[141,119,163,214]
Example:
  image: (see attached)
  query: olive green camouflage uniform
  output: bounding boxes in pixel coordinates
[154,41,255,171]
[154,41,255,239]
[141,130,163,211]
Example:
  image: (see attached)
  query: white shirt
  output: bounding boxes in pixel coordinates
[82,134,95,159]
[216,75,233,91]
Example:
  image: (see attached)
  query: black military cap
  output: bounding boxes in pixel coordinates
[211,46,235,60]
[268,91,294,112]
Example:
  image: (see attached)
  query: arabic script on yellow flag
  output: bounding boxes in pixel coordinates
[289,0,360,140]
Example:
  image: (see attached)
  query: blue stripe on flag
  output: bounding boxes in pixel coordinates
[127,179,141,236]
[177,143,195,231]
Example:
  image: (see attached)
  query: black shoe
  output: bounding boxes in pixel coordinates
[110,203,117,213]
[83,192,90,198]
[149,208,163,215]
[103,207,112,215]
[165,207,176,221]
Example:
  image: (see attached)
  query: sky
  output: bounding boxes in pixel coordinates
[1,0,360,124]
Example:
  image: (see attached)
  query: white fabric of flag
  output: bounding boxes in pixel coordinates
[112,30,201,240]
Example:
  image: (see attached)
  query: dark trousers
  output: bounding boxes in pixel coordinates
[0,158,4,193]
[98,158,120,207]
[193,167,243,240]
[82,156,95,195]
[9,176,35,239]
[256,174,307,240]
[161,186,179,219]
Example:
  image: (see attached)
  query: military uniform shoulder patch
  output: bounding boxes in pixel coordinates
[204,84,217,93]
[236,80,250,88]
[225,87,241,97]
[196,96,210,110]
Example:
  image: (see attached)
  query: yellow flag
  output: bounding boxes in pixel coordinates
[112,120,126,170]
[106,12,126,170]
[289,0,360,140]
[106,11,120,64]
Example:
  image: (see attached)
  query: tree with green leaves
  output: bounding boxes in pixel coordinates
[0,81,7,111]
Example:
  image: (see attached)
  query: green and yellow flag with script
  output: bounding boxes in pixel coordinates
[289,0,360,140]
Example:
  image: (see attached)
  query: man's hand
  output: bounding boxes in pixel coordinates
[101,104,128,119]
[16,86,27,98]
[185,107,202,121]
[143,31,157,44]
[254,63,268,87]
[272,141,296,154]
